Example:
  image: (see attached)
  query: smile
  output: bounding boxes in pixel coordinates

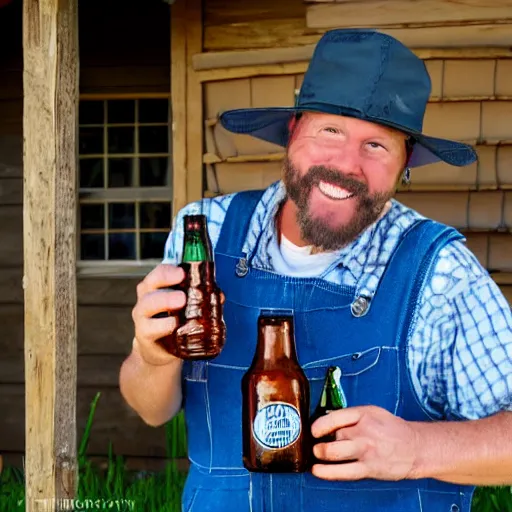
[317,181,355,200]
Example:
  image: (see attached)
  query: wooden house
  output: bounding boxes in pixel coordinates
[0,0,511,505]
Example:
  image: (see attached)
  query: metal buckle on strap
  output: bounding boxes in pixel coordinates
[351,295,370,317]
[235,257,249,277]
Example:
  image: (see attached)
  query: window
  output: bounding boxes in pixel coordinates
[78,96,172,274]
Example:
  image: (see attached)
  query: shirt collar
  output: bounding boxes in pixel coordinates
[241,180,394,275]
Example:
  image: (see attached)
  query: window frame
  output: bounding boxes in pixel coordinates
[77,92,173,278]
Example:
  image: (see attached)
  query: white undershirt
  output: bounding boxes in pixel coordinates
[267,233,339,278]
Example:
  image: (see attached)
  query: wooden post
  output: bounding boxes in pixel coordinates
[171,0,188,216]
[23,0,79,510]
[186,0,204,205]
[171,0,204,213]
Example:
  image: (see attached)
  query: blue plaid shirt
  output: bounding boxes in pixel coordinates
[163,181,512,421]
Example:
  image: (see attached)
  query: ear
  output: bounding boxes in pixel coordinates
[288,115,298,134]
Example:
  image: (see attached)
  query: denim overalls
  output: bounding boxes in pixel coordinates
[180,191,475,512]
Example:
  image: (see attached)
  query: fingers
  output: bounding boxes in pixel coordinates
[137,264,185,299]
[311,408,362,439]
[313,439,361,463]
[132,284,187,349]
[134,289,187,320]
[135,315,180,346]
[311,461,368,481]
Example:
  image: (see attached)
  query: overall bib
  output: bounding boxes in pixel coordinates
[180,190,475,512]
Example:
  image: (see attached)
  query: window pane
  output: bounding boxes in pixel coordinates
[81,234,105,260]
[139,157,168,186]
[80,204,105,230]
[141,232,168,259]
[139,99,169,123]
[109,233,135,260]
[109,203,135,229]
[108,158,133,187]
[80,159,104,188]
[140,202,171,229]
[139,126,168,153]
[79,127,104,154]
[108,100,135,124]
[79,100,104,125]
[108,127,134,154]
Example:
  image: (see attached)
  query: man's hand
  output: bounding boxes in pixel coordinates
[131,264,187,367]
[311,405,420,481]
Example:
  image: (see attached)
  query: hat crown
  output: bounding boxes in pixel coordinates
[298,29,431,133]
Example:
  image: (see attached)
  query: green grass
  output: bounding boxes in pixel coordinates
[0,393,511,511]
[0,392,188,512]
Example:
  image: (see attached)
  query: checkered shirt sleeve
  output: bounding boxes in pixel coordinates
[410,240,512,420]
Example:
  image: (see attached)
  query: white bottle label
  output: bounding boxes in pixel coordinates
[253,402,301,450]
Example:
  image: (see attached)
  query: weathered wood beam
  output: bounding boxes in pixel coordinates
[205,22,512,51]
[171,0,204,211]
[186,0,204,204]
[306,1,512,29]
[204,17,315,52]
[193,45,512,72]
[193,45,316,70]
[22,0,78,510]
[170,1,187,216]
[196,62,308,83]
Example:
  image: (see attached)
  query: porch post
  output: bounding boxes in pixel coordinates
[22,0,79,510]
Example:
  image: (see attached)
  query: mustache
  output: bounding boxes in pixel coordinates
[299,166,368,196]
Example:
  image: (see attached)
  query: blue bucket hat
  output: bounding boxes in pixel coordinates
[220,29,477,168]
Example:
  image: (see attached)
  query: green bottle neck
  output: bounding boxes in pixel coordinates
[320,367,346,410]
[182,231,212,262]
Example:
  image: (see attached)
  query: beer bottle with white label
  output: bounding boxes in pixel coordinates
[241,315,311,473]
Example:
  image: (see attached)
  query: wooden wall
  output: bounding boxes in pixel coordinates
[2,0,512,469]
[0,0,173,469]
[198,0,512,306]
[203,0,512,50]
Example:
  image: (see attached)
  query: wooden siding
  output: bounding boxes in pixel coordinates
[200,2,512,300]
[204,0,512,50]
[1,0,512,467]
[0,0,172,463]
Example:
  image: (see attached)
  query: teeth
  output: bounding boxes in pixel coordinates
[318,181,354,200]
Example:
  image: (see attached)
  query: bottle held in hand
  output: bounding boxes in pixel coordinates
[242,315,311,473]
[156,214,226,360]
[310,366,347,462]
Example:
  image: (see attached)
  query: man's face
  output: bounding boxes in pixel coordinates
[283,112,409,251]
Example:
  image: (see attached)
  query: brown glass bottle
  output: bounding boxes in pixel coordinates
[241,315,311,473]
[156,214,226,360]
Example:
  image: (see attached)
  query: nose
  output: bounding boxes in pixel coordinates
[308,139,362,175]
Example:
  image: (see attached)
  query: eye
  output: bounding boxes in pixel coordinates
[323,126,339,134]
[366,141,386,151]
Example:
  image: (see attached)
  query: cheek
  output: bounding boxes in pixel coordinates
[287,150,311,176]
[363,163,400,193]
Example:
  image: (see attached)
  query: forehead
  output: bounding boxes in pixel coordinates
[298,112,406,140]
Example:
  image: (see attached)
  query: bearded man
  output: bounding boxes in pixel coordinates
[120,29,512,512]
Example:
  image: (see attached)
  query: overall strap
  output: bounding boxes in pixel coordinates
[371,218,465,418]
[375,218,464,338]
[215,189,265,257]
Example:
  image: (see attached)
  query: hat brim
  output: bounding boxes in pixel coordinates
[219,107,477,168]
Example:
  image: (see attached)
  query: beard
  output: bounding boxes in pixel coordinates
[282,157,395,251]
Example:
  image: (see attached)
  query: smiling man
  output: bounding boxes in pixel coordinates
[119,29,512,512]
[280,113,413,251]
